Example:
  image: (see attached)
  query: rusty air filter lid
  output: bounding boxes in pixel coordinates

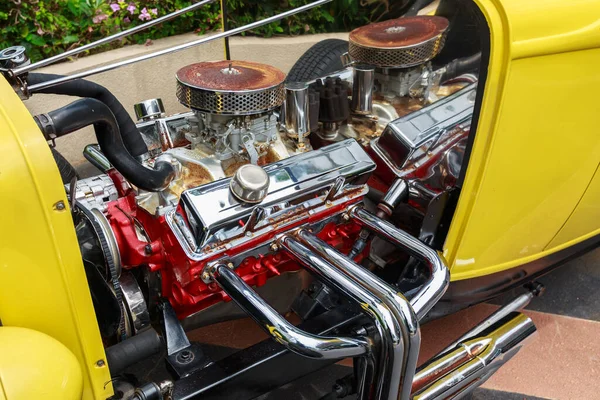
[176,60,286,115]
[349,16,449,69]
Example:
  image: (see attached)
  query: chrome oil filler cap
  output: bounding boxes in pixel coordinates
[230,164,270,203]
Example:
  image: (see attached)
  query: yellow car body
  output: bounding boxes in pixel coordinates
[0,0,599,398]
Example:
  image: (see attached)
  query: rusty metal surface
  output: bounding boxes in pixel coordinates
[176,60,286,115]
[176,60,286,92]
[349,16,448,49]
[348,17,449,68]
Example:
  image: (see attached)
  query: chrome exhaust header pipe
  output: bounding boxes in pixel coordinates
[294,230,420,400]
[279,236,398,400]
[412,312,536,400]
[349,206,450,319]
[441,290,537,354]
[207,261,372,360]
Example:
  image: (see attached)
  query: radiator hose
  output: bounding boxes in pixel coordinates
[27,73,148,158]
[34,98,175,191]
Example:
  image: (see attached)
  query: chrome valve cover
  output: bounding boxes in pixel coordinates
[168,139,376,259]
[372,83,477,174]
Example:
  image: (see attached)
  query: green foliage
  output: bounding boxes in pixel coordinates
[0,0,388,63]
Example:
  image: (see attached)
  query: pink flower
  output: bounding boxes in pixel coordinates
[37,27,44,35]
[110,3,120,12]
[118,0,125,3]
[127,3,136,14]
[150,8,158,15]
[139,7,152,21]
[93,13,108,23]
[123,16,131,23]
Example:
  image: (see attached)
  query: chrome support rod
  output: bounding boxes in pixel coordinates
[349,206,450,320]
[26,0,332,93]
[279,236,399,400]
[296,230,420,400]
[207,262,372,360]
[13,0,216,75]
[412,313,536,400]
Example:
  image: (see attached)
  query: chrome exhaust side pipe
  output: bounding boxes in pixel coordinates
[279,236,400,400]
[441,290,536,354]
[207,262,372,360]
[412,312,536,400]
[349,206,450,319]
[295,230,420,400]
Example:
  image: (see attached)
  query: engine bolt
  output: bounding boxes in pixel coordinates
[176,350,194,364]
[54,200,66,211]
[270,243,279,252]
[201,271,210,281]
[341,213,350,221]
[95,359,105,367]
[227,262,234,269]
[144,244,153,255]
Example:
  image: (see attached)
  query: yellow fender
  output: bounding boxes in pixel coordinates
[0,327,83,400]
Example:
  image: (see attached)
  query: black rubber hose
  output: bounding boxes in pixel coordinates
[51,147,79,183]
[105,329,163,375]
[27,73,148,157]
[34,98,175,191]
[439,53,482,83]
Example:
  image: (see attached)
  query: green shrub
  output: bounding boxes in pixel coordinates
[0,0,393,63]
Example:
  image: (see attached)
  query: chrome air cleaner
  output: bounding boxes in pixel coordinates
[349,16,449,69]
[176,60,286,115]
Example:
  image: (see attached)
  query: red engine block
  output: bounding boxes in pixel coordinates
[105,192,365,320]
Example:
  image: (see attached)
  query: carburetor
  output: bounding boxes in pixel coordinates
[307,16,453,147]
[134,60,294,192]
[176,60,286,165]
[349,16,449,105]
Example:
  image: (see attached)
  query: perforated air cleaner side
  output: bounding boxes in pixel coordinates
[176,60,286,115]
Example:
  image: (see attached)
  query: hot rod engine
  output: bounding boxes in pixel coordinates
[64,14,481,346]
[67,15,479,343]
[9,6,538,398]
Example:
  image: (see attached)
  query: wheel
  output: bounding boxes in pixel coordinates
[51,147,79,184]
[287,39,349,82]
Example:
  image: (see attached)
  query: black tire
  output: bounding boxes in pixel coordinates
[287,39,349,83]
[51,147,79,184]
